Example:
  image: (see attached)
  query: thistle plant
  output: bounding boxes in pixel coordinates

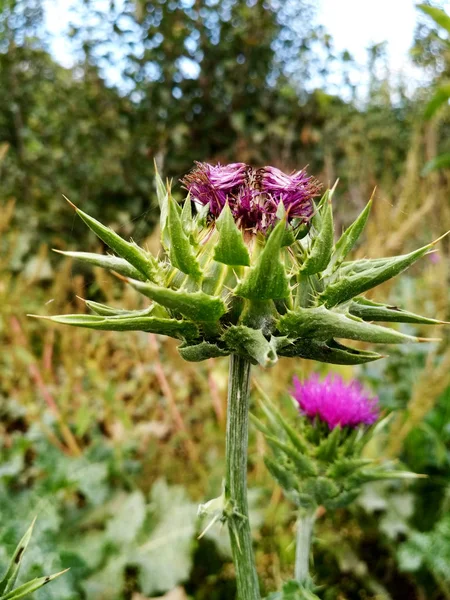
[34,162,446,600]
[0,520,67,600]
[254,375,421,593]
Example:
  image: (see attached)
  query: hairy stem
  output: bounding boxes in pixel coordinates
[295,509,316,583]
[225,354,260,600]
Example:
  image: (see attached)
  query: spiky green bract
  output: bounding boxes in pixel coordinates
[214,202,250,266]
[0,520,67,600]
[42,180,445,366]
[254,395,419,511]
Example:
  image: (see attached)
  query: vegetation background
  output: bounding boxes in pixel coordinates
[1,1,450,598]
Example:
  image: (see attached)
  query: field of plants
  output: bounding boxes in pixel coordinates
[1,1,450,599]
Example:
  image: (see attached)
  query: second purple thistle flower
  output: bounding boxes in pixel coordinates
[292,374,380,430]
[182,162,321,233]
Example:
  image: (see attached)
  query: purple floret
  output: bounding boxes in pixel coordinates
[181,162,320,233]
[292,374,379,430]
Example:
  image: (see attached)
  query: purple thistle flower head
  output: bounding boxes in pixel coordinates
[181,162,321,233]
[292,374,379,430]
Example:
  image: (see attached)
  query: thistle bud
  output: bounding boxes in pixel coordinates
[33,163,446,368]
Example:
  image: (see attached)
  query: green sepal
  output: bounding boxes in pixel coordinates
[329,197,372,270]
[125,279,226,322]
[71,205,157,281]
[265,436,317,477]
[276,201,296,247]
[264,456,297,492]
[349,467,421,485]
[85,300,154,317]
[255,393,308,454]
[34,314,198,340]
[349,297,446,325]
[221,325,278,367]
[166,195,202,279]
[154,164,168,209]
[305,477,340,505]
[320,240,438,307]
[326,458,372,479]
[181,193,192,223]
[315,426,341,461]
[154,167,170,248]
[324,489,360,510]
[0,519,35,595]
[278,338,383,365]
[301,192,334,275]
[235,219,290,300]
[240,299,277,335]
[178,341,229,361]
[249,413,273,437]
[54,250,148,281]
[1,570,68,600]
[213,203,250,266]
[278,306,424,344]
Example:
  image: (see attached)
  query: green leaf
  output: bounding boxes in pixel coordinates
[423,84,450,120]
[106,491,146,545]
[236,219,290,300]
[53,250,147,281]
[301,193,334,275]
[349,297,446,325]
[34,314,199,340]
[418,4,450,35]
[278,338,383,365]
[126,279,227,322]
[178,341,229,361]
[422,152,450,175]
[167,195,202,279]
[85,300,154,317]
[1,570,68,600]
[330,197,372,269]
[278,305,426,344]
[213,203,250,266]
[0,519,35,595]
[69,203,157,281]
[222,325,278,367]
[320,237,444,307]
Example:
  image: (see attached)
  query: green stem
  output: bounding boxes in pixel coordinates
[225,354,260,600]
[295,509,316,583]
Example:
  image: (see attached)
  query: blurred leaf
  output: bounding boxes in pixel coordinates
[418,4,450,35]
[421,152,450,175]
[134,480,197,596]
[423,83,450,120]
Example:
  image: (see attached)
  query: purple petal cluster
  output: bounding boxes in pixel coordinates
[181,162,320,233]
[292,374,379,429]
